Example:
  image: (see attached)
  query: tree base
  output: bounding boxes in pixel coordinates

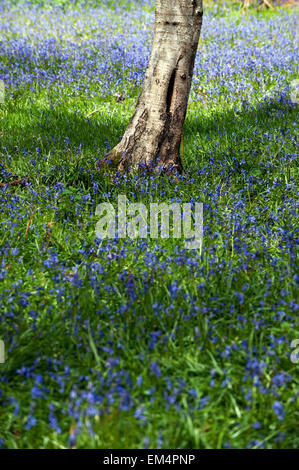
[96,142,183,176]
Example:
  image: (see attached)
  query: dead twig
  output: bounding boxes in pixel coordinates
[85,108,101,118]
[262,0,274,8]
[43,222,65,251]
[24,207,36,238]
[0,177,29,188]
[243,0,274,9]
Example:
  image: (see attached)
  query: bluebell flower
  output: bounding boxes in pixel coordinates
[25,415,37,430]
[272,401,285,421]
[150,361,161,378]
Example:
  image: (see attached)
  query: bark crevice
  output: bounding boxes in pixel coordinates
[166,68,177,114]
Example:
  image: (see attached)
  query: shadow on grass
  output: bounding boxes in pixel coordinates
[0,91,296,185]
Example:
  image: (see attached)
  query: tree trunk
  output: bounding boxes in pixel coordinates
[100,0,203,175]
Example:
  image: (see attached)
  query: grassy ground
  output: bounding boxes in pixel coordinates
[0,0,298,449]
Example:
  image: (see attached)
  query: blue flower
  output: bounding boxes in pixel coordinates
[272,401,285,421]
[150,361,161,378]
[252,421,261,429]
[25,415,37,430]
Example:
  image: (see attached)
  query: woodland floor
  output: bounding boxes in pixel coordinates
[0,0,298,448]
